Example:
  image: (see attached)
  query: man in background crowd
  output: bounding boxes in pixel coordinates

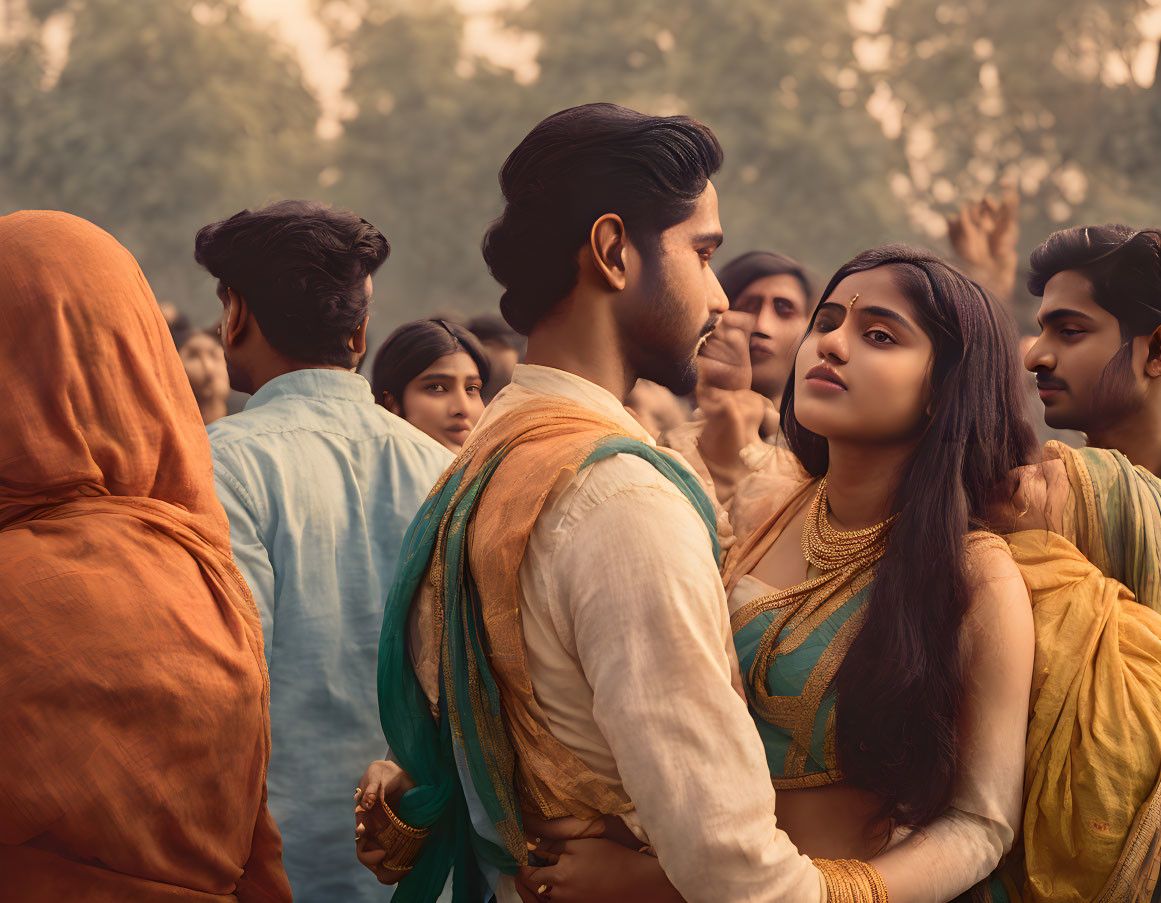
[715,250,813,410]
[196,199,452,901]
[1024,225,1161,475]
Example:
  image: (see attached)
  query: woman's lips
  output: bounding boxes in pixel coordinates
[804,365,847,392]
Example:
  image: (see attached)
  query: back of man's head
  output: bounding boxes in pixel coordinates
[481,103,723,336]
[195,200,390,367]
[1028,224,1161,339]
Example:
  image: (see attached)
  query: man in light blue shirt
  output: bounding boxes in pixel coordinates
[196,200,453,901]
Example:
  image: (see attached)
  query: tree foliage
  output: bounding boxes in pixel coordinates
[0,0,321,319]
[2,0,1158,328]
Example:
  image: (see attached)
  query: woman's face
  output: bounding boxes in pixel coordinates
[793,266,935,444]
[397,351,485,452]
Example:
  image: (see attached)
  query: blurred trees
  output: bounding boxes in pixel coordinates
[876,0,1161,320]
[334,0,531,330]
[2,0,1159,326]
[0,0,320,320]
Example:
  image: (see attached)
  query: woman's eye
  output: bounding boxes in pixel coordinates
[1059,328,1085,339]
[426,384,446,393]
[867,329,895,345]
[467,385,482,395]
[813,319,836,333]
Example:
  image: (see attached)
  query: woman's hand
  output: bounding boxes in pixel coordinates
[354,759,418,885]
[514,838,684,903]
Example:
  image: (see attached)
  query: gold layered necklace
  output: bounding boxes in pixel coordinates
[801,477,898,576]
[730,477,897,634]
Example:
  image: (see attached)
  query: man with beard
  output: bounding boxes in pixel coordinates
[356,104,848,903]
[1024,225,1161,475]
[196,200,452,902]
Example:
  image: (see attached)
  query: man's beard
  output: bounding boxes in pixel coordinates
[629,267,710,397]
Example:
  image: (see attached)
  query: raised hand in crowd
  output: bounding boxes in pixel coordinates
[687,309,772,503]
[946,181,1020,302]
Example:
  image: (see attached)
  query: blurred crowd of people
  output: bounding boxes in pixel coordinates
[4,101,1161,903]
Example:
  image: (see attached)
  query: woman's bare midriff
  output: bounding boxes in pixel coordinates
[774,782,891,859]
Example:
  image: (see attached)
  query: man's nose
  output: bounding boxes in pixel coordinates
[1023,334,1054,373]
[754,299,779,338]
[708,271,729,316]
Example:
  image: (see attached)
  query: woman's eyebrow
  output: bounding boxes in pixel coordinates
[858,305,918,335]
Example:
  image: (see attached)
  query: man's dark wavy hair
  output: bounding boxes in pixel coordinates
[1028,224,1161,340]
[194,200,390,367]
[781,245,1037,828]
[482,102,723,335]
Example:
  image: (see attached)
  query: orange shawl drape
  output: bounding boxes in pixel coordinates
[0,211,289,902]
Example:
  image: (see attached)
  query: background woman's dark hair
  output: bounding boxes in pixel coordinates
[716,250,814,306]
[194,199,390,367]
[1027,224,1161,340]
[482,102,723,335]
[781,245,1038,827]
[369,318,491,414]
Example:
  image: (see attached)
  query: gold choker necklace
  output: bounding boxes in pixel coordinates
[801,477,897,573]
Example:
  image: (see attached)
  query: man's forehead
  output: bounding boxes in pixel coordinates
[1041,269,1097,310]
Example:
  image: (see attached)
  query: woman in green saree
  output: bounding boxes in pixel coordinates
[514,247,1161,902]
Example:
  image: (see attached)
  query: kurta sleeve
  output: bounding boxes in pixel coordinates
[212,456,278,658]
[554,460,825,903]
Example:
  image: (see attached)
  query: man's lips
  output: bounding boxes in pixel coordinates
[805,364,847,391]
[749,337,777,360]
[1035,378,1067,401]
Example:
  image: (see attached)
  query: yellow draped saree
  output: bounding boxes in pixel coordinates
[969,441,1161,901]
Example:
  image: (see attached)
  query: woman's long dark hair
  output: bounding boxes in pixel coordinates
[780,245,1038,827]
[369,318,491,415]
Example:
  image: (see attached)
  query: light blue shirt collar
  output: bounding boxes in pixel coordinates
[244,368,373,411]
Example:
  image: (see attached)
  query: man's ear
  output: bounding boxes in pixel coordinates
[223,287,249,347]
[348,315,370,358]
[588,213,628,292]
[1145,325,1161,378]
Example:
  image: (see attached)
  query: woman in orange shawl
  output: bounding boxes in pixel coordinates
[0,211,290,902]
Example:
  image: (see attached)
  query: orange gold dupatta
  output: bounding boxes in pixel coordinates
[0,212,289,901]
[407,399,645,833]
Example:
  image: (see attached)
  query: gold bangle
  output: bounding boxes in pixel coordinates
[813,858,888,903]
[373,799,431,872]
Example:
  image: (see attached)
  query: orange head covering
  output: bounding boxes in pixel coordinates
[0,210,222,528]
[0,211,289,901]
